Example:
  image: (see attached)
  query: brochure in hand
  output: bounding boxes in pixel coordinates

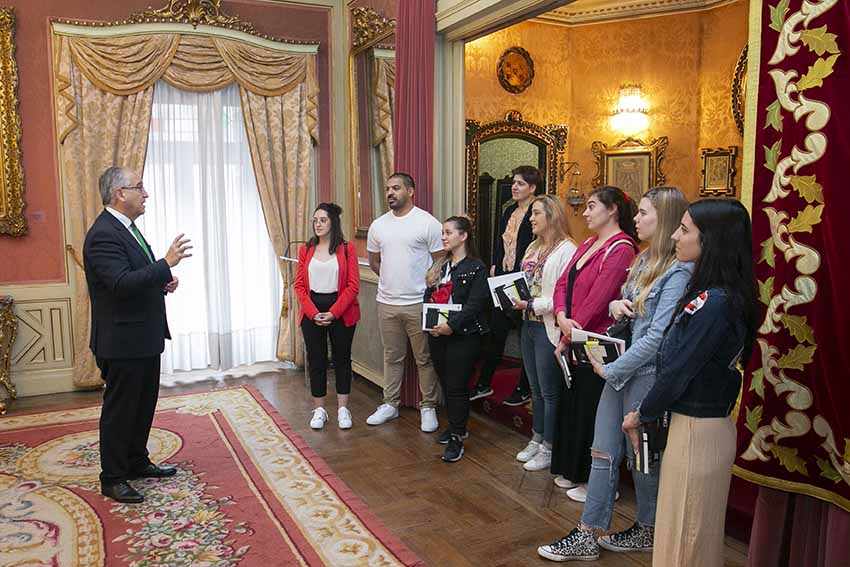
[633,411,670,474]
[487,272,531,310]
[568,329,626,366]
[422,303,462,331]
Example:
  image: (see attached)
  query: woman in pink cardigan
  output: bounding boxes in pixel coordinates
[550,186,638,493]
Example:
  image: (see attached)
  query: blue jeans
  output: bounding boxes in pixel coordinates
[520,321,562,446]
[580,371,659,530]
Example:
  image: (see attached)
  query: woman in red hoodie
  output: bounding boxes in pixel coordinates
[550,186,638,493]
[294,203,361,431]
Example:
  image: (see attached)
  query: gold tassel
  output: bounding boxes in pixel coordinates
[65,244,84,269]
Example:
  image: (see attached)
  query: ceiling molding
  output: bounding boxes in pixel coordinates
[436,0,573,42]
[533,0,740,26]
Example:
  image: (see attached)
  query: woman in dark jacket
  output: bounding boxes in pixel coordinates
[424,216,490,463]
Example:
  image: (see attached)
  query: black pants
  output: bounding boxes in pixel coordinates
[97,355,161,485]
[429,333,481,435]
[477,307,530,392]
[300,291,356,398]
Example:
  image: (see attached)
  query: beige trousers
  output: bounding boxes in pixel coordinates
[377,302,439,409]
[653,413,736,567]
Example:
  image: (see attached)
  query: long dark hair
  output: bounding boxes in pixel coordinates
[425,216,477,287]
[589,185,638,241]
[674,199,757,365]
[307,202,345,254]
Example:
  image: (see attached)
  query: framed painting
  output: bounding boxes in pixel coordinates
[700,146,739,197]
[0,6,26,236]
[591,137,668,202]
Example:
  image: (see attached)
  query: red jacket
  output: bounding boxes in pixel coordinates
[553,231,638,336]
[294,241,360,327]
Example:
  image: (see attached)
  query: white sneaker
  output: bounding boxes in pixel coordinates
[310,407,328,430]
[366,403,399,425]
[420,407,438,432]
[338,407,352,430]
[565,485,619,503]
[516,440,541,462]
[523,445,552,471]
[554,475,578,489]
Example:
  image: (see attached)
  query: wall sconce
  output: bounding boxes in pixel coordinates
[611,84,649,135]
[560,161,586,212]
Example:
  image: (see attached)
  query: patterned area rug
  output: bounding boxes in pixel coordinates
[0,386,425,567]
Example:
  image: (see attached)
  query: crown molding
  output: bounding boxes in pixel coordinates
[534,0,740,26]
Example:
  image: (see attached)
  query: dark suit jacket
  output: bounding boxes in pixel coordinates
[492,202,534,276]
[83,210,173,359]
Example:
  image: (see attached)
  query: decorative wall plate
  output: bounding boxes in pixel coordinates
[497,46,534,94]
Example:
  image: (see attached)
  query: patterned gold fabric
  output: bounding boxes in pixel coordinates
[372,57,395,185]
[53,30,319,383]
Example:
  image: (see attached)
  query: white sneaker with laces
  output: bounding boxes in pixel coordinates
[554,475,578,489]
[566,485,620,503]
[338,407,353,429]
[523,445,552,471]
[516,440,541,462]
[310,407,328,430]
[420,407,438,432]
[366,403,399,425]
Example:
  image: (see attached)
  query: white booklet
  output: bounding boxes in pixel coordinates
[487,272,531,310]
[422,303,462,331]
[569,329,626,364]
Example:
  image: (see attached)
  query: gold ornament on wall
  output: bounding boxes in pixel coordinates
[699,146,738,198]
[351,6,396,49]
[497,47,535,94]
[591,137,668,203]
[731,45,747,137]
[0,6,26,237]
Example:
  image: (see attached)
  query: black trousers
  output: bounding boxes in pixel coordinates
[300,291,356,398]
[429,333,481,435]
[97,355,161,485]
[477,307,530,392]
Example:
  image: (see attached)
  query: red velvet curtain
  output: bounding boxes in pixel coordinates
[394,0,436,407]
[735,0,850,561]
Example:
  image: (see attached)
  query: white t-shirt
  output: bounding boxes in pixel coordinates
[367,206,443,305]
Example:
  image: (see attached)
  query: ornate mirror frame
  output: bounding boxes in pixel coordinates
[465,111,567,227]
[591,136,668,202]
[349,6,395,237]
[731,45,747,137]
[0,7,26,237]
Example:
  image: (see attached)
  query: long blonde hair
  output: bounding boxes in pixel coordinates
[625,187,688,315]
[523,195,571,258]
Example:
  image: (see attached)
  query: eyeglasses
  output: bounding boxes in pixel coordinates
[120,183,147,195]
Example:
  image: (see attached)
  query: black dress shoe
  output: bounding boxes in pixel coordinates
[101,481,144,504]
[130,464,178,479]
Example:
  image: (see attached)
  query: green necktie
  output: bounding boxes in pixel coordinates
[130,223,154,263]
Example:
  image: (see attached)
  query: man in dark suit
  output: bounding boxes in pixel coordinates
[83,166,192,504]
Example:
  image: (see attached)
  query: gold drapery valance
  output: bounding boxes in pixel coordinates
[55,32,318,143]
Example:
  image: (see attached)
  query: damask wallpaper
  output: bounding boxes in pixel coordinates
[465,1,748,240]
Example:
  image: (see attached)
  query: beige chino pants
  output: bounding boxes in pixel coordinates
[377,302,440,409]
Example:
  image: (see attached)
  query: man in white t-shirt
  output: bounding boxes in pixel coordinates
[366,172,444,432]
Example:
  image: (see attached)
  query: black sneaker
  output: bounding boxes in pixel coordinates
[442,434,464,463]
[538,527,600,562]
[469,383,494,401]
[598,522,654,553]
[502,386,531,407]
[437,428,470,444]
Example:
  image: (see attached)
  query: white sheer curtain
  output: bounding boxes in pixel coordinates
[138,80,282,373]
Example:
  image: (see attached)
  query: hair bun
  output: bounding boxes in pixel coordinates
[320,202,342,216]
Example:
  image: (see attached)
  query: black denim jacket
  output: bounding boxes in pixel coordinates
[639,288,745,421]
[423,257,490,335]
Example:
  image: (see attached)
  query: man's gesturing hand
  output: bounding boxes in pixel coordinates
[165,234,193,267]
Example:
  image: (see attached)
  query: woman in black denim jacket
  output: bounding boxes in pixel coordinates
[623,199,757,567]
[424,216,490,463]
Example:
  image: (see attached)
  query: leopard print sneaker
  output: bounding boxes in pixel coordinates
[538,527,600,562]
[597,522,654,553]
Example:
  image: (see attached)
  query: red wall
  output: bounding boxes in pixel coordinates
[0,0,332,285]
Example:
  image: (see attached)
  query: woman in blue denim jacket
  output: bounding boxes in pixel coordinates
[623,199,757,567]
[538,187,689,562]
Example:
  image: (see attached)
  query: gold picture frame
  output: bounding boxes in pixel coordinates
[591,137,668,202]
[0,7,26,237]
[731,45,747,137]
[700,146,739,197]
[497,47,534,94]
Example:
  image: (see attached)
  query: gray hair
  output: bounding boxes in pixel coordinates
[98,166,132,206]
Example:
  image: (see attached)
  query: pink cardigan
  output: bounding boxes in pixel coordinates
[553,231,638,336]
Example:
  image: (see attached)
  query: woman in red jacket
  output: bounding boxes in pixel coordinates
[294,203,361,430]
[550,186,638,493]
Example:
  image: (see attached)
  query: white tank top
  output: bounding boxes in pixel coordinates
[308,255,339,293]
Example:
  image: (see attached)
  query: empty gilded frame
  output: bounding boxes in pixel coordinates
[0,7,25,237]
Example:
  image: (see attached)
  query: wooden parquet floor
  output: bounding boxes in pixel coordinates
[11,369,749,566]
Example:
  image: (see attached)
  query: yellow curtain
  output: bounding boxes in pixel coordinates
[54,31,319,385]
[372,57,395,189]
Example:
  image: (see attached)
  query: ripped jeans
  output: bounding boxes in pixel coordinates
[580,370,659,530]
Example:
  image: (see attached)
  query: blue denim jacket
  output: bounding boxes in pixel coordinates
[639,288,745,421]
[602,259,693,391]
